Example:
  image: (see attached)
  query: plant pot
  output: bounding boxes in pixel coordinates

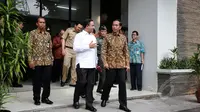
[0,110,11,112]
[195,89,200,103]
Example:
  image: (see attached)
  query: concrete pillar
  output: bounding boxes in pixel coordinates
[128,0,177,92]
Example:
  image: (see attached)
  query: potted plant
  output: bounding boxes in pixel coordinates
[0,0,29,111]
[190,49,200,103]
[157,47,194,96]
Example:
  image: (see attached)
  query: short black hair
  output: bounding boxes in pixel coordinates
[74,21,82,26]
[99,25,107,31]
[82,19,93,28]
[132,30,139,36]
[113,19,122,26]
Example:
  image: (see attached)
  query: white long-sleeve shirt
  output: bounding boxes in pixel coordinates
[73,30,98,68]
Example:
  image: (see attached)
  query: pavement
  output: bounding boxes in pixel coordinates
[3,82,160,112]
[36,95,200,112]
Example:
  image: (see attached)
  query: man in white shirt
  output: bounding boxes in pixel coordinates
[73,19,97,112]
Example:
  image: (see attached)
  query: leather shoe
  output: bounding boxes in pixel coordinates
[86,106,97,112]
[119,105,131,112]
[41,98,53,105]
[101,100,107,107]
[130,88,136,91]
[69,84,76,87]
[96,90,103,94]
[60,81,65,87]
[73,102,80,109]
[34,100,40,105]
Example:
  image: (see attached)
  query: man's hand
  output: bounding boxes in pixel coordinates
[104,63,109,69]
[141,60,144,64]
[62,49,66,56]
[89,41,97,48]
[126,66,130,72]
[29,62,35,69]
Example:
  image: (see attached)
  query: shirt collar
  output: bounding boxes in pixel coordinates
[37,29,47,35]
[112,32,120,36]
[72,27,76,32]
[82,30,91,35]
[132,40,139,43]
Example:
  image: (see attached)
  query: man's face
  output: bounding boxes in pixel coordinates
[60,30,65,36]
[132,32,138,40]
[36,18,46,30]
[99,30,107,37]
[74,24,83,33]
[19,23,24,29]
[87,21,95,33]
[112,21,121,33]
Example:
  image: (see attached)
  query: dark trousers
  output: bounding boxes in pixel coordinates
[96,55,106,91]
[52,59,63,82]
[32,65,52,101]
[73,64,95,107]
[101,68,127,106]
[130,63,142,90]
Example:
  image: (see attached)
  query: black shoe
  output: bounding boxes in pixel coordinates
[86,106,97,112]
[73,102,80,109]
[69,84,76,87]
[130,88,136,91]
[101,100,107,107]
[41,98,53,105]
[96,90,103,94]
[138,89,142,91]
[34,100,41,105]
[119,105,131,112]
[60,81,65,87]
[81,95,86,98]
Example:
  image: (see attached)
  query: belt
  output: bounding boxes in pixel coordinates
[65,46,73,49]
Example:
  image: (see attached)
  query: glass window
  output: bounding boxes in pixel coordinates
[71,0,90,21]
[41,0,69,20]
[16,0,40,16]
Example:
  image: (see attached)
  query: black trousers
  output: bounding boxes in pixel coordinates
[130,63,142,90]
[73,64,95,107]
[101,68,127,106]
[52,59,63,82]
[32,65,52,101]
[96,55,106,91]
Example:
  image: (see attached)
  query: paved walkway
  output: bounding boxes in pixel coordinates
[52,95,200,112]
[4,83,159,112]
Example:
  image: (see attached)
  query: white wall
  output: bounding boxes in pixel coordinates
[157,0,177,65]
[128,0,158,92]
[92,0,100,32]
[128,0,177,92]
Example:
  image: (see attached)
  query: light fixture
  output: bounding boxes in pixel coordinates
[57,6,77,11]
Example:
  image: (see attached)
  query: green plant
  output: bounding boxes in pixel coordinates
[0,0,29,110]
[190,50,200,89]
[159,47,192,69]
[0,85,9,110]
